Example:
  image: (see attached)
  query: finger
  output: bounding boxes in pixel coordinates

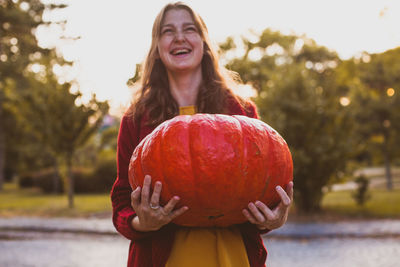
[163,196,181,214]
[131,187,141,209]
[255,201,275,220]
[169,206,189,220]
[150,181,162,207]
[247,202,266,223]
[242,209,258,225]
[141,175,152,204]
[276,185,291,207]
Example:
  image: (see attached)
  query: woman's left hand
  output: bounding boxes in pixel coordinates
[242,181,294,231]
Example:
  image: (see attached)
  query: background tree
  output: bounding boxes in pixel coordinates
[1,1,110,208]
[21,77,109,207]
[221,29,355,212]
[0,0,66,190]
[350,48,400,190]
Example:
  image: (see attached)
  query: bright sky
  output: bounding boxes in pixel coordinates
[37,0,400,115]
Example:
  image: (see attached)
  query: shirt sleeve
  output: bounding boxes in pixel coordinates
[110,115,155,240]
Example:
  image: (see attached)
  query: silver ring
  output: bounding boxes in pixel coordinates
[149,203,160,210]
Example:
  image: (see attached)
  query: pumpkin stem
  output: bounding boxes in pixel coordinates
[208,214,224,220]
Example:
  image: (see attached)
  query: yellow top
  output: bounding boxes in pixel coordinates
[179,105,197,115]
[166,227,250,267]
[165,105,250,267]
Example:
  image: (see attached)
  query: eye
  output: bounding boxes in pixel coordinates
[185,26,197,32]
[161,28,173,35]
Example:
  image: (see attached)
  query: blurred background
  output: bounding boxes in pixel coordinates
[1,0,399,266]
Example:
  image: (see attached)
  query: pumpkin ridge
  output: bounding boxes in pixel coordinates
[135,144,144,189]
[260,124,277,204]
[236,115,248,214]
[262,123,274,202]
[188,114,202,220]
[187,115,197,215]
[159,122,173,204]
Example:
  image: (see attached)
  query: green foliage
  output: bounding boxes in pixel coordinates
[222,28,400,213]
[0,1,111,209]
[16,71,110,206]
[0,0,68,190]
[348,48,400,189]
[127,63,142,86]
[222,29,355,212]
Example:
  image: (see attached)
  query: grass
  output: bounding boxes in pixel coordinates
[0,183,111,218]
[321,188,400,219]
[1,180,400,221]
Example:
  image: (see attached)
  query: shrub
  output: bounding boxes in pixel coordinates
[18,169,63,193]
[75,159,116,193]
[18,174,35,188]
[352,175,371,206]
[17,159,116,194]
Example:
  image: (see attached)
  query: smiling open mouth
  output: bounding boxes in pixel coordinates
[170,48,192,55]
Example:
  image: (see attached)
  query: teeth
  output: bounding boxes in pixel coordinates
[172,49,190,55]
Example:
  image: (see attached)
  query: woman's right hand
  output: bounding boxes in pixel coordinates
[130,175,189,232]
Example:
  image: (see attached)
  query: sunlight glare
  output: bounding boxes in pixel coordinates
[387,88,395,97]
[10,37,18,45]
[293,38,304,54]
[234,84,257,99]
[30,63,42,74]
[248,47,264,61]
[20,1,29,11]
[340,97,350,106]
[0,54,7,62]
[266,43,284,56]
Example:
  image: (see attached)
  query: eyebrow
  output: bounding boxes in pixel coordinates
[161,22,196,29]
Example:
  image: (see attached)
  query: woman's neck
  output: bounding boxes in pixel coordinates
[167,68,202,107]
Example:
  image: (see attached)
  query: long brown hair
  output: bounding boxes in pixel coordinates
[129,1,246,126]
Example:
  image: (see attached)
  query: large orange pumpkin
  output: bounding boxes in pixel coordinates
[128,114,293,227]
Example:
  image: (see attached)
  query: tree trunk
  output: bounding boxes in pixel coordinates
[0,99,5,191]
[383,131,393,191]
[66,155,74,208]
[383,152,393,190]
[53,158,61,194]
[296,187,323,214]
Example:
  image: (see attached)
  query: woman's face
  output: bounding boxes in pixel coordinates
[158,9,204,74]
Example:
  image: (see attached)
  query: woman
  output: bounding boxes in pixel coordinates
[111,2,293,266]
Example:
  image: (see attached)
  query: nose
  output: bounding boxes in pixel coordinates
[174,30,185,42]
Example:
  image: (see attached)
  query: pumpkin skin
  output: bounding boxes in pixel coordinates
[128,114,293,227]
